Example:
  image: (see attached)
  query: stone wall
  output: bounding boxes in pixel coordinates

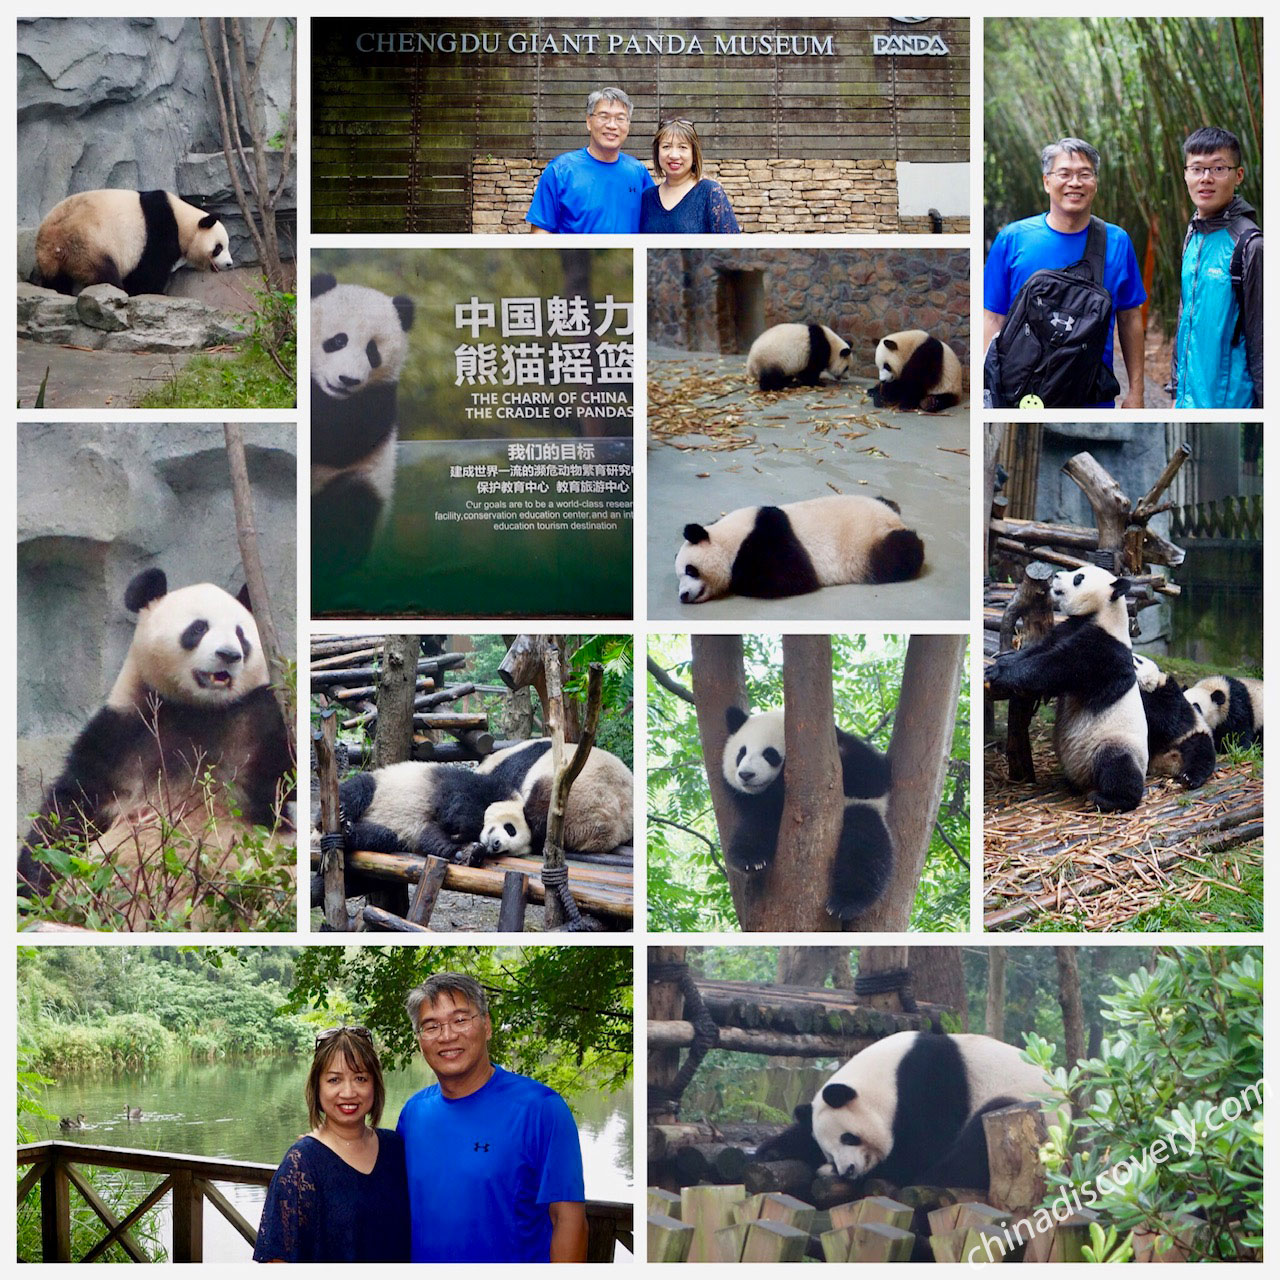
[648,246,970,373]
[473,156,969,234]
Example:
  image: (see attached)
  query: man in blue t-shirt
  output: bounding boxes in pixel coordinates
[527,86,654,234]
[983,137,1147,408]
[397,972,587,1263]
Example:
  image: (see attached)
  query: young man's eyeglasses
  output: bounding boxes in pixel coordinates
[1185,164,1236,178]
[418,1012,483,1039]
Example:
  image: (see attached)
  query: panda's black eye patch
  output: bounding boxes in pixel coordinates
[840,1133,863,1146]
[735,746,747,765]
[323,333,348,354]
[1073,572,1084,585]
[180,620,209,651]
[503,823,517,837]
[763,748,782,768]
[366,340,382,369]
[684,566,701,579]
[236,625,253,659]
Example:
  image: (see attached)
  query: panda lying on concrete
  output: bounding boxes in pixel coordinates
[987,563,1147,812]
[718,706,893,919]
[19,569,294,897]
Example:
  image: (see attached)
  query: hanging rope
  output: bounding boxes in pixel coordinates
[854,966,918,1011]
[541,864,598,932]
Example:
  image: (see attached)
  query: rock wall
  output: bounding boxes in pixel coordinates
[17,423,297,825]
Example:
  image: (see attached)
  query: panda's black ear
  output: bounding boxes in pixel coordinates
[125,568,168,612]
[882,338,898,351]
[726,706,749,735]
[823,1082,856,1109]
[1110,577,1134,600]
[235,584,253,614]
[312,273,338,298]
[683,522,710,545]
[197,213,218,230]
[393,295,415,332]
[793,1102,813,1125]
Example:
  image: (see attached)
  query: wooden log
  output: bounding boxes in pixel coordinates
[810,1172,861,1209]
[312,660,439,686]
[648,1020,876,1057]
[315,711,346,930]
[646,1213,694,1262]
[410,713,489,730]
[953,1203,1012,1232]
[680,1184,745,1263]
[1134,441,1192,520]
[847,1221,915,1261]
[736,1191,814,1236]
[328,676,430,701]
[741,1218,807,1262]
[820,1224,855,1262]
[996,561,1055,783]
[742,1158,814,1199]
[1022,1210,1097,1262]
[852,1195,914,1231]
[931,1224,1016,1263]
[984,1101,1050,1212]
[647,1187,682,1220]
[714,1222,749,1262]
[1062,451,1131,551]
[497,870,527,931]
[360,904,431,932]
[649,1123,711,1162]
[405,855,450,927]
[675,1143,736,1185]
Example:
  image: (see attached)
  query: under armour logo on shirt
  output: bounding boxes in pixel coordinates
[474,1141,490,1152]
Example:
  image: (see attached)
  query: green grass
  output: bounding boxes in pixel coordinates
[136,347,296,409]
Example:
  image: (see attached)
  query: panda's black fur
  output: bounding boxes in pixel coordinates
[18,569,293,897]
[755,1103,824,1168]
[720,706,893,919]
[746,323,852,392]
[870,329,963,413]
[1132,655,1215,789]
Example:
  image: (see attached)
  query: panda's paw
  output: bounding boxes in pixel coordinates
[726,850,771,874]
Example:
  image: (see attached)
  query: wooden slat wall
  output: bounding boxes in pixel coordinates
[313,17,969,233]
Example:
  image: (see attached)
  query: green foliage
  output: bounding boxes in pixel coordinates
[1027,947,1262,1260]
[563,635,635,768]
[283,947,632,1101]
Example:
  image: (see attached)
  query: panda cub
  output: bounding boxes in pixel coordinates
[19,569,294,896]
[746,323,852,391]
[987,563,1147,812]
[1132,654,1216,789]
[870,330,963,413]
[675,495,924,604]
[719,706,893,919]
[808,1032,1051,1191]
[34,189,233,296]
[311,273,414,576]
[1185,675,1264,752]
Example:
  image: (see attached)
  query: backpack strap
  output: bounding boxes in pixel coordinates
[1081,216,1108,285]
[1227,215,1261,346]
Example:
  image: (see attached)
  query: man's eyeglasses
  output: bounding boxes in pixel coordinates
[1048,168,1097,183]
[315,1025,373,1051]
[418,1012,483,1039]
[592,112,630,125]
[1185,164,1236,178]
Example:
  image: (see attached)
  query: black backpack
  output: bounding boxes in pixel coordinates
[984,216,1122,409]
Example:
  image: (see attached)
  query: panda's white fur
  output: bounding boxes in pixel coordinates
[311,274,414,575]
[810,1031,1051,1187]
[719,706,894,919]
[675,495,924,604]
[988,563,1147,811]
[1185,675,1264,751]
[19,569,294,902]
[1132,654,1216,788]
[478,745,633,858]
[870,329,963,413]
[746,323,852,392]
[34,189,232,297]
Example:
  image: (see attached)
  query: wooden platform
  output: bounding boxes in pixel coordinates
[984,742,1262,930]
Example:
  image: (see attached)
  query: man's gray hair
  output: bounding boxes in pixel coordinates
[587,87,633,119]
[1041,138,1101,175]
[405,972,489,1031]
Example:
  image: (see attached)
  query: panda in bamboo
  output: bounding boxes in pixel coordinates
[746,323,852,391]
[1185,675,1264,752]
[1132,654,1216,789]
[870,330,963,413]
[34,189,232,296]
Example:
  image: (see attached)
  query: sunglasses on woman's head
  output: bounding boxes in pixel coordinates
[315,1025,373,1051]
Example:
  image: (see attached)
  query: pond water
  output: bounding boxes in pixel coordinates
[34,1056,633,1263]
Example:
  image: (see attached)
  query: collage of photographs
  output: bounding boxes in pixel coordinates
[9,12,1266,1268]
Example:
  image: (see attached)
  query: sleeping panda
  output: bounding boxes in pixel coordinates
[34,189,232,296]
[869,330,963,413]
[18,569,294,898]
[311,273,415,576]
[477,744,633,861]
[746,322,852,392]
[718,706,894,919]
[675,495,924,604]
[809,1031,1052,1191]
[1132,654,1216,789]
[1185,675,1264,752]
[987,563,1147,812]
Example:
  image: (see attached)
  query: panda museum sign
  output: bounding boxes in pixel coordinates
[311,17,969,234]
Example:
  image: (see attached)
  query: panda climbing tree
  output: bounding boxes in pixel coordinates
[648,633,968,933]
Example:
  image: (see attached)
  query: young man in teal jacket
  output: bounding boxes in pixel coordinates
[1170,126,1263,409]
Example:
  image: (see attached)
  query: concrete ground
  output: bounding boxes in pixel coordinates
[648,347,970,622]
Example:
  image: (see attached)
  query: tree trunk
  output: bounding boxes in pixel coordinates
[778,946,853,990]
[372,635,419,768]
[649,946,688,1125]
[908,947,967,1027]
[1055,947,1085,1066]
[986,948,1007,1040]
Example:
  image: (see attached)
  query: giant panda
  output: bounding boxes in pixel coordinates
[311,273,415,576]
[675,495,924,604]
[809,1031,1052,1191]
[18,569,294,897]
[746,323,852,392]
[1185,675,1264,752]
[34,189,232,297]
[1132,654,1216,789]
[869,330,963,413]
[719,706,894,919]
[477,744,633,861]
[987,563,1147,812]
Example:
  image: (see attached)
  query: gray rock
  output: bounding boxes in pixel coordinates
[17,228,37,281]
[77,284,130,332]
[17,283,83,344]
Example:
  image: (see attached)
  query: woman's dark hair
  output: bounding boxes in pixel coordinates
[652,118,704,183]
[305,1028,386,1130]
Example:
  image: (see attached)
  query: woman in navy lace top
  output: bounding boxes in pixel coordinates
[639,118,741,234]
[254,1027,411,1263]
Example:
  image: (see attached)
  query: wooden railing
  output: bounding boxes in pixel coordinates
[18,1140,633,1263]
